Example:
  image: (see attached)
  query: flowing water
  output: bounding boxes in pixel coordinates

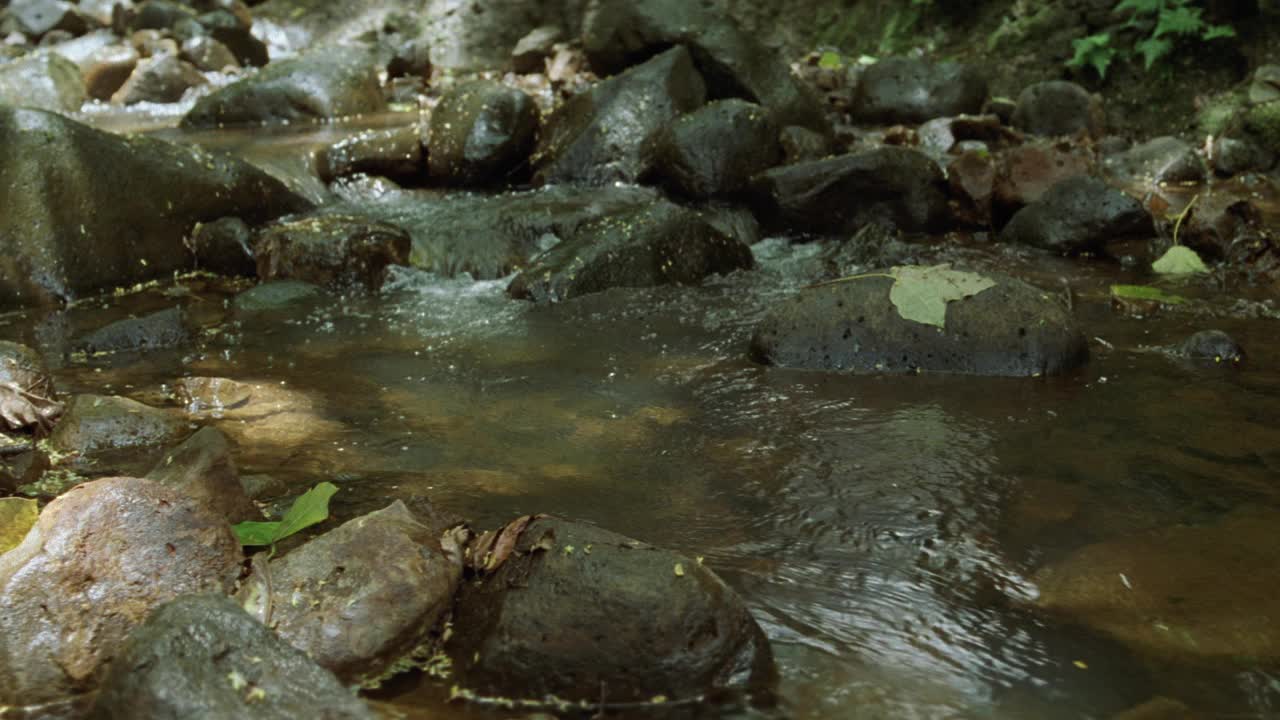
[4,116,1280,719]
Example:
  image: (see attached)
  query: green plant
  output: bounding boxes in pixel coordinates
[1067,0,1236,79]
[233,482,338,555]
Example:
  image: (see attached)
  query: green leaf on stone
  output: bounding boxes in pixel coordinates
[1152,245,1209,275]
[887,264,997,329]
[233,482,338,548]
[0,497,38,554]
[1110,284,1187,304]
[818,51,843,70]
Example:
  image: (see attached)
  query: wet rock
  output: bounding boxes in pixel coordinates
[749,147,950,235]
[649,98,781,200]
[195,8,268,68]
[507,200,754,303]
[48,394,188,455]
[1001,176,1152,255]
[948,149,997,227]
[750,270,1088,377]
[237,501,462,685]
[90,594,375,720]
[582,0,829,134]
[0,341,55,399]
[533,46,706,186]
[917,114,1016,158]
[853,57,987,124]
[992,142,1094,218]
[111,52,206,104]
[8,0,86,38]
[318,125,425,184]
[0,51,85,112]
[75,307,191,355]
[82,44,141,100]
[1244,100,1280,156]
[1034,512,1280,663]
[1104,137,1205,185]
[0,107,310,309]
[1110,697,1197,720]
[0,477,242,706]
[385,35,432,79]
[779,124,833,164]
[179,35,238,72]
[415,0,552,70]
[145,427,259,524]
[1248,64,1280,105]
[254,213,411,293]
[1211,137,1275,176]
[511,25,561,74]
[1173,330,1244,364]
[445,516,774,704]
[181,46,385,128]
[191,216,256,277]
[231,280,324,314]
[1012,81,1101,138]
[128,0,196,32]
[428,80,539,187]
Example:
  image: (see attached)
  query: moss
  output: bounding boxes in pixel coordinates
[1196,89,1248,136]
[1244,100,1280,153]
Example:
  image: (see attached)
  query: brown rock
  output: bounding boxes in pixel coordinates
[82,44,140,100]
[145,426,260,524]
[993,141,1093,221]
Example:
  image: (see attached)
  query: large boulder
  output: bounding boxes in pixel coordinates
[181,47,385,128]
[648,98,782,200]
[427,80,539,187]
[750,269,1088,377]
[853,57,987,124]
[582,0,829,134]
[253,213,412,293]
[1001,176,1152,254]
[0,52,86,113]
[0,477,243,706]
[90,594,376,720]
[237,501,462,685]
[0,107,310,309]
[532,45,706,186]
[145,427,260,524]
[445,516,775,703]
[1011,81,1102,138]
[749,147,950,235]
[507,200,754,303]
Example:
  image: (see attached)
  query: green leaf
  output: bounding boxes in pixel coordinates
[1202,24,1236,40]
[232,482,339,547]
[887,264,997,329]
[1155,6,1205,36]
[818,51,843,70]
[1116,0,1162,15]
[1152,245,1210,275]
[1135,36,1174,69]
[1110,284,1187,304]
[0,497,39,554]
[1067,34,1116,78]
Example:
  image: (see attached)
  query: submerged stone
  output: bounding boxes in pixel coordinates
[74,306,191,355]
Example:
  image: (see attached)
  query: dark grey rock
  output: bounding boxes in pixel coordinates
[180,35,239,72]
[1001,176,1152,254]
[90,594,375,720]
[1104,136,1205,185]
[533,45,706,186]
[749,147,950,235]
[428,80,539,187]
[0,52,85,112]
[181,46,385,128]
[1213,137,1275,176]
[507,199,754,303]
[232,280,324,314]
[778,124,834,165]
[196,8,268,68]
[191,216,256,276]
[854,57,988,124]
[445,516,775,703]
[1175,330,1244,364]
[1012,81,1100,138]
[47,395,188,455]
[75,307,190,355]
[318,125,425,184]
[750,270,1088,376]
[649,98,781,199]
[254,213,411,293]
[146,427,260,524]
[0,477,242,706]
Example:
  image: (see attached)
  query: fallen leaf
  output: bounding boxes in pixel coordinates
[0,497,38,553]
[1152,246,1209,275]
[888,265,997,328]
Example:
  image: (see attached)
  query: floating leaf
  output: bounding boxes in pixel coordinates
[233,482,338,548]
[1110,284,1187,304]
[0,497,38,554]
[887,264,997,328]
[1152,245,1209,275]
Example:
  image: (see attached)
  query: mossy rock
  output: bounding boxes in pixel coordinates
[1245,100,1280,154]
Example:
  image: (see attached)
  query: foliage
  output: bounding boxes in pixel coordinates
[1067,0,1236,79]
[815,0,937,57]
[233,482,338,552]
[817,264,997,329]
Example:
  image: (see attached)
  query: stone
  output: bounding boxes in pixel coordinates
[533,46,706,186]
[948,149,997,227]
[145,427,260,524]
[196,8,268,68]
[111,52,207,104]
[254,213,411,293]
[1212,137,1275,176]
[507,199,754,303]
[128,0,197,32]
[0,477,242,705]
[1012,81,1101,138]
[649,98,782,200]
[854,57,988,124]
[7,0,86,38]
[992,142,1094,218]
[82,43,141,100]
[385,35,432,79]
[778,124,833,164]
[511,25,561,74]
[179,35,238,72]
[318,125,425,184]
[428,80,539,187]
[181,46,385,128]
[90,594,376,720]
[0,107,310,309]
[582,0,829,134]
[75,306,191,355]
[237,501,463,685]
[0,51,85,112]
[1104,136,1206,185]
[1174,330,1244,364]
[47,395,188,455]
[749,147,950,235]
[750,269,1088,377]
[445,516,775,703]
[231,280,325,314]
[1001,176,1152,255]
[190,216,256,277]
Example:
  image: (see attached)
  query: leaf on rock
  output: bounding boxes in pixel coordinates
[1110,284,1187,304]
[232,482,338,548]
[0,497,38,554]
[887,264,997,329]
[818,51,843,70]
[1152,245,1209,275]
